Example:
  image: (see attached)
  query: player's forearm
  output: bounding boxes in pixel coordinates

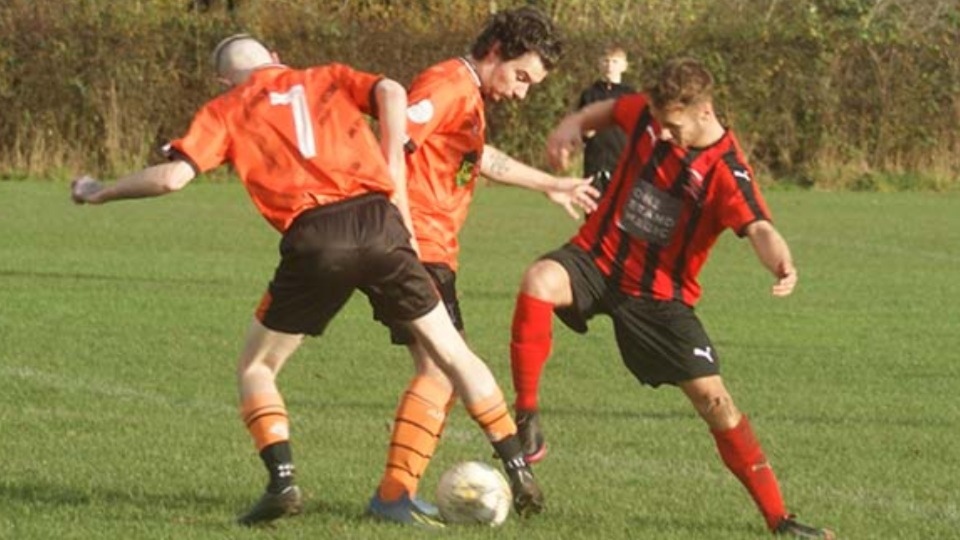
[480,145,557,191]
[374,78,417,243]
[87,161,194,204]
[570,99,617,134]
[747,221,795,277]
[374,78,408,177]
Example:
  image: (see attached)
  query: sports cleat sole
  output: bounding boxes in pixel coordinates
[524,442,548,464]
[513,490,545,518]
[507,467,545,518]
[773,514,836,539]
[237,485,303,526]
[516,410,548,464]
[367,492,445,528]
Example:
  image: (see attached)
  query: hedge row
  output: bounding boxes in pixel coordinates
[1,0,957,189]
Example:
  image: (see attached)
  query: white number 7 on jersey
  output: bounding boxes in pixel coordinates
[269,84,317,159]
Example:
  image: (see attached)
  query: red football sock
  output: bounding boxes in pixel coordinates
[510,293,555,412]
[712,415,788,530]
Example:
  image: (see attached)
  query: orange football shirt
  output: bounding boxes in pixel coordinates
[404,58,486,270]
[166,63,394,233]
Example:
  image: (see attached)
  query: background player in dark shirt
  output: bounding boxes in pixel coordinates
[577,45,635,191]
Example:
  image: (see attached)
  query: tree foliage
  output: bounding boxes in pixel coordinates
[0,0,957,189]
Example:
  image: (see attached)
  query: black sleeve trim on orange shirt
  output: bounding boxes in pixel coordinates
[368,77,383,118]
[403,137,417,154]
[163,145,201,176]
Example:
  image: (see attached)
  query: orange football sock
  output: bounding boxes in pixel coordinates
[378,375,453,501]
[435,393,458,438]
[465,389,517,443]
[240,392,290,451]
[444,393,458,416]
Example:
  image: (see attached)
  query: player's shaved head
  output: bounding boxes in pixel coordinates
[212,34,274,85]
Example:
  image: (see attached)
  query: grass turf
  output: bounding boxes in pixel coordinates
[1,181,958,539]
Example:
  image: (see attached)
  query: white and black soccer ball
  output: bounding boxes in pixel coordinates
[435,461,512,526]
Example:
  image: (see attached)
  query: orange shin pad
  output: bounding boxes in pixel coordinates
[240,393,290,452]
[379,376,453,500]
[465,388,517,443]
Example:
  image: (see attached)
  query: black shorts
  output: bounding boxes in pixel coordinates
[543,243,719,387]
[257,193,439,336]
[386,262,464,345]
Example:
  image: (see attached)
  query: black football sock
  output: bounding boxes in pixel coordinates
[260,441,295,493]
[492,435,528,472]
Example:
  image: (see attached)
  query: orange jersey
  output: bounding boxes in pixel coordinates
[166,63,395,233]
[404,58,486,270]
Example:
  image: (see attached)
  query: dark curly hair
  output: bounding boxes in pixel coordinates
[470,6,563,70]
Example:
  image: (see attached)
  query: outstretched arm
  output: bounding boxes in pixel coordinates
[744,220,798,297]
[71,160,197,205]
[546,98,617,171]
[480,145,599,219]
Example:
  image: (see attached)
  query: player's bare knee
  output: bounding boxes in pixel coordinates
[701,394,740,430]
[236,362,274,388]
[236,355,258,376]
[237,351,285,377]
[519,260,549,294]
[520,260,568,303]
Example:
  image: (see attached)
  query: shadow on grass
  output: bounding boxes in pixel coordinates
[0,268,236,287]
[312,497,371,524]
[0,479,383,531]
[544,405,693,423]
[0,479,229,514]
[627,512,761,538]
[289,396,695,424]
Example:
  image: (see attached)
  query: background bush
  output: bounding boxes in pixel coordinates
[1,0,957,189]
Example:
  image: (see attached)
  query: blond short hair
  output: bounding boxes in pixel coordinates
[603,45,627,59]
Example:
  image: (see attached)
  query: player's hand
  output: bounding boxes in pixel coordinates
[71,175,103,204]
[545,177,600,220]
[545,116,584,171]
[772,262,798,297]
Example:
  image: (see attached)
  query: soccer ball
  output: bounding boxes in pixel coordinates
[435,461,512,526]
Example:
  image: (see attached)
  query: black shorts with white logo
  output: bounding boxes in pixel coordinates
[258,193,439,336]
[542,243,719,387]
[386,262,464,345]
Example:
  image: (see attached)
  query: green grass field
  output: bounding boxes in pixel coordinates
[1,181,958,539]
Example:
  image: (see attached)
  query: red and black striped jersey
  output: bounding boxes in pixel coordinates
[571,93,771,306]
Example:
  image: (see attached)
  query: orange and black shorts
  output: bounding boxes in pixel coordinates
[543,243,719,387]
[256,193,439,336]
